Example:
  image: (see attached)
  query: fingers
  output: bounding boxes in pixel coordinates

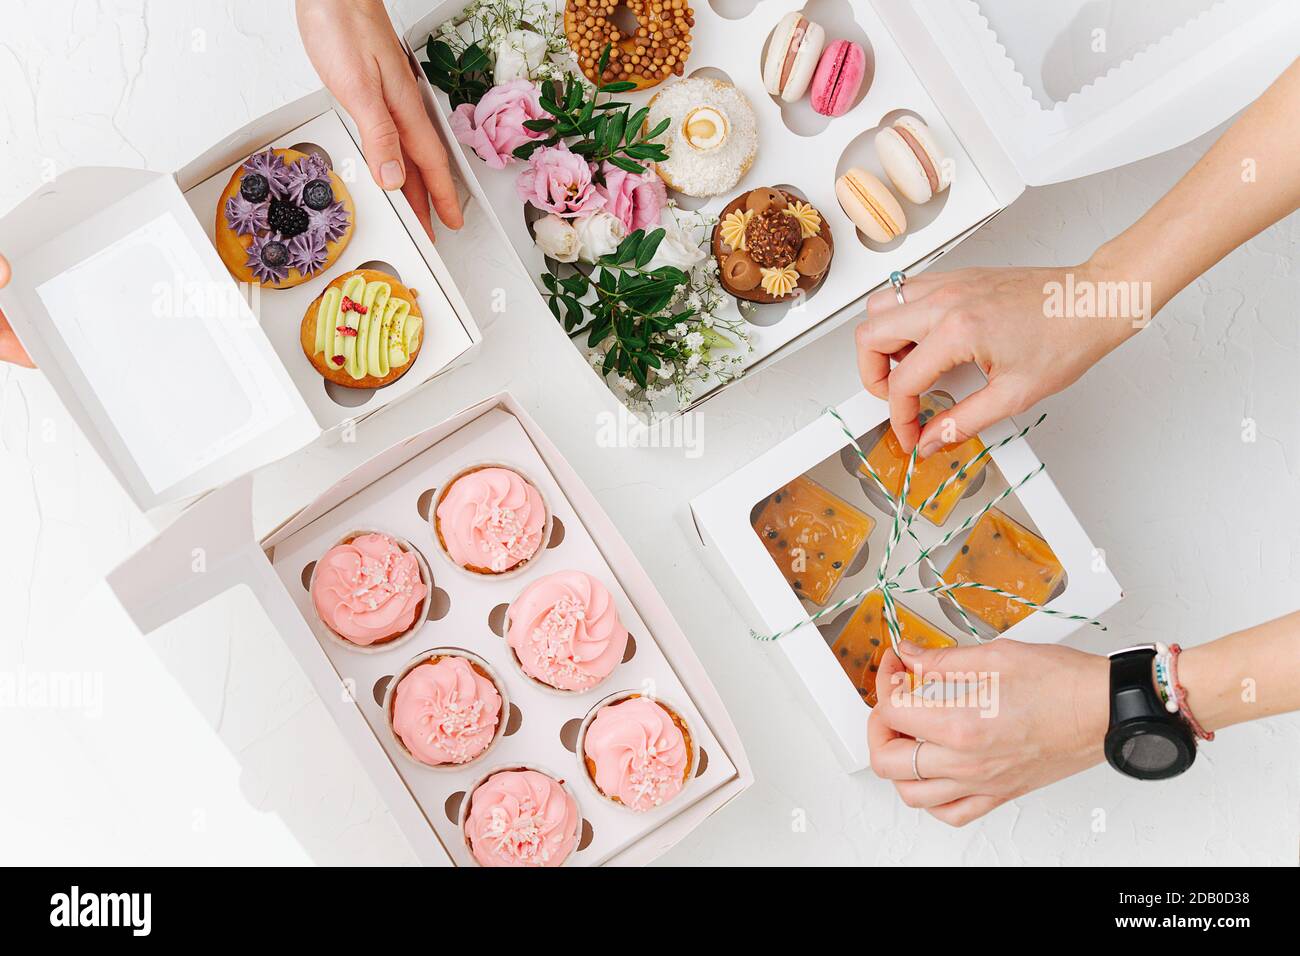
[0,327,32,367]
[866,699,904,764]
[336,46,465,237]
[382,54,463,230]
[400,149,435,240]
[860,268,990,452]
[855,321,898,400]
[916,378,1027,457]
[887,331,976,453]
[338,59,408,191]
[926,794,1006,827]
[869,733,964,781]
[872,642,993,745]
[853,303,942,400]
[870,649,939,741]
[863,271,943,317]
[894,777,981,809]
[0,255,35,368]
[895,639,990,685]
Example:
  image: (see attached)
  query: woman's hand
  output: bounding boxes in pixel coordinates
[854,262,1139,458]
[854,60,1300,459]
[296,0,463,240]
[868,639,1109,826]
[0,255,35,368]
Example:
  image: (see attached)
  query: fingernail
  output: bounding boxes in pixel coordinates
[380,160,404,189]
[898,640,926,656]
[917,441,941,459]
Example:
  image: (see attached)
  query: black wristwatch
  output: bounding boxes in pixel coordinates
[1103,644,1197,779]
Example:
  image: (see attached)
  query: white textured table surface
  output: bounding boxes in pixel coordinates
[1,1,1297,866]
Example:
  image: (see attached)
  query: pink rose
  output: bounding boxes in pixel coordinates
[515,145,605,218]
[597,161,666,233]
[450,80,545,170]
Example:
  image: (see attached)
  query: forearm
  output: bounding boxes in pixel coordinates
[1090,57,1300,316]
[1176,610,1300,733]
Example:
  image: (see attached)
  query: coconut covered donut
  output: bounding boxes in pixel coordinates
[647,77,756,198]
[565,0,694,91]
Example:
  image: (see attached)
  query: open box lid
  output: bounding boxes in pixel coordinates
[105,472,455,866]
[880,0,1300,187]
[0,166,319,511]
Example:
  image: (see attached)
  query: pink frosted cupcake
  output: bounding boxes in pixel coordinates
[310,532,429,649]
[461,768,579,867]
[433,465,549,576]
[579,694,695,812]
[387,651,506,768]
[506,570,628,692]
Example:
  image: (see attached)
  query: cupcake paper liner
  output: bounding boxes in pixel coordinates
[308,529,432,655]
[383,646,512,772]
[575,690,698,814]
[430,460,553,582]
[458,763,582,868]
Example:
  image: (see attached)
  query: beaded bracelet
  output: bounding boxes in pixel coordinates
[1169,643,1215,742]
[1153,642,1178,713]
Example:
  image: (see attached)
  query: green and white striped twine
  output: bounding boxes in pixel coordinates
[750,408,1105,652]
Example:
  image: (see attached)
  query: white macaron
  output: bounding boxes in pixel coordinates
[875,117,952,204]
[763,12,827,103]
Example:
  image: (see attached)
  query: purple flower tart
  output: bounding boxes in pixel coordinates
[215,147,355,289]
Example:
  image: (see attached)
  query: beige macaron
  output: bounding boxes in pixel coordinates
[835,168,907,243]
[876,117,952,204]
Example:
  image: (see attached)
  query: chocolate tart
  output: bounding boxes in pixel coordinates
[711,186,834,304]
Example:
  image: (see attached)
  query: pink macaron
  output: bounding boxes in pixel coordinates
[810,40,866,117]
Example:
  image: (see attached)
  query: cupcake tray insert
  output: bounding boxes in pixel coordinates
[110,392,747,866]
[690,363,1122,772]
[0,89,480,512]
[268,408,737,865]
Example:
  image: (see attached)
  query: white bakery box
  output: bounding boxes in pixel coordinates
[106,390,752,866]
[0,89,481,513]
[689,366,1122,772]
[390,0,1299,417]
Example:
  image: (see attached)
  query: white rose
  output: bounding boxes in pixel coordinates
[574,210,626,263]
[533,214,580,263]
[493,29,547,84]
[644,219,706,271]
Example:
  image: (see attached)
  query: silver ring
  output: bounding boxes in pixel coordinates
[890,270,906,306]
[911,738,926,781]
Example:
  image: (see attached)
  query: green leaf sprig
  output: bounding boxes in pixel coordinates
[541,228,698,390]
[422,38,491,110]
[512,45,669,174]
